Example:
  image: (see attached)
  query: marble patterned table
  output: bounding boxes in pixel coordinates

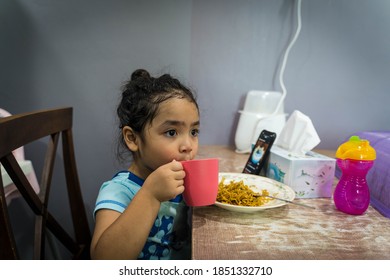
[191,145,390,260]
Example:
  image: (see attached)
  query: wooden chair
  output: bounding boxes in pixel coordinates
[0,107,91,259]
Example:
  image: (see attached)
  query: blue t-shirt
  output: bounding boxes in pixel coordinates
[94,171,190,260]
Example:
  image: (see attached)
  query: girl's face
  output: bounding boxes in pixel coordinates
[129,97,200,179]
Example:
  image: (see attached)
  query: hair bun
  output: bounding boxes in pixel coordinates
[131,69,151,81]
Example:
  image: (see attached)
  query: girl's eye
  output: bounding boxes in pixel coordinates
[191,129,199,137]
[165,130,177,137]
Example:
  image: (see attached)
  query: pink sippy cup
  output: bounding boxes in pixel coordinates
[333,136,376,215]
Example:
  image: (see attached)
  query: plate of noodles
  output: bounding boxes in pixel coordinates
[215,172,296,213]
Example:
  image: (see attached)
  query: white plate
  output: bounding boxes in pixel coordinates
[215,172,296,213]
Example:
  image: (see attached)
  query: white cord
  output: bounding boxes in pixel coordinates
[272,0,302,116]
[235,0,303,154]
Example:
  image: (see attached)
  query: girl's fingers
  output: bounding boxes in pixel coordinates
[170,159,184,171]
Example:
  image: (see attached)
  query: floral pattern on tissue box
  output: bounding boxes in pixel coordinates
[266,146,336,198]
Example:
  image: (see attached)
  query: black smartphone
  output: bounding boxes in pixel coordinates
[242,129,277,175]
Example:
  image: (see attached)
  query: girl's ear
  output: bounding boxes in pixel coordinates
[122,126,139,152]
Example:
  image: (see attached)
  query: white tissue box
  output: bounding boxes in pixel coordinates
[266,146,336,198]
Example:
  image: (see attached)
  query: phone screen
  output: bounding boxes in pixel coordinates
[242,130,276,175]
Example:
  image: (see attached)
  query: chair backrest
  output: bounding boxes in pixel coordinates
[0,107,91,259]
[0,108,25,161]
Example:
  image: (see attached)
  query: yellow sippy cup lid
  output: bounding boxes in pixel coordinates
[335,136,376,160]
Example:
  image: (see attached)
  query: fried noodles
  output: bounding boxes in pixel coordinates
[216,177,272,206]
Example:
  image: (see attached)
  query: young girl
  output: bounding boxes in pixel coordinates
[90,69,200,260]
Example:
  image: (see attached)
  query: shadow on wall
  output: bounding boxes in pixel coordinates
[0,0,77,111]
[0,0,37,109]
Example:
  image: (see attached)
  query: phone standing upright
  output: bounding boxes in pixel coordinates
[242,129,276,175]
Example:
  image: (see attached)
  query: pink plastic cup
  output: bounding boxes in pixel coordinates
[181,158,219,206]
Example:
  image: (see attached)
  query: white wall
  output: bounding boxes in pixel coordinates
[190,0,390,147]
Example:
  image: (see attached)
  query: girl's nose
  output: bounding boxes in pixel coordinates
[179,136,193,154]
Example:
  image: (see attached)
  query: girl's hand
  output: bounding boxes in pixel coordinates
[142,160,185,202]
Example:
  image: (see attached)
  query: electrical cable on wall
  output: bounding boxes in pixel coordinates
[272,0,302,116]
[234,0,303,153]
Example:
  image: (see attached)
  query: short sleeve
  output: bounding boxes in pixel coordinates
[93,176,141,218]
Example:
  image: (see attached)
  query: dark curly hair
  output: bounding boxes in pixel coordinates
[116,69,198,160]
